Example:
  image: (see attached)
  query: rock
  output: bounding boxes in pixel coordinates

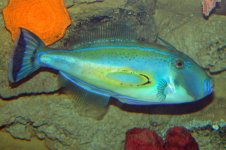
[64,0,74,8]
[6,123,32,140]
[0,131,47,150]
[155,0,226,73]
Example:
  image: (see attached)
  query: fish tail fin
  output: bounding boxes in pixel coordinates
[9,28,45,83]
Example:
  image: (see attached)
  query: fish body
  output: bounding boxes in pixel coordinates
[9,29,213,105]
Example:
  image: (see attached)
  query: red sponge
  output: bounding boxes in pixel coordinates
[125,128,164,150]
[125,126,199,150]
[164,126,199,150]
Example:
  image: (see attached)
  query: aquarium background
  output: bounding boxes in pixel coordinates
[0,0,226,149]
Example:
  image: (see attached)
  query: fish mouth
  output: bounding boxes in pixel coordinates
[204,78,213,96]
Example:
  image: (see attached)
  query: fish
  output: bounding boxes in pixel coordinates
[8,27,213,106]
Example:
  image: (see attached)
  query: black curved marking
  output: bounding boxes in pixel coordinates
[139,74,151,86]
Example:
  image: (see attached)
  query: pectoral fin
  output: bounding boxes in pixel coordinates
[106,71,151,87]
[156,79,168,101]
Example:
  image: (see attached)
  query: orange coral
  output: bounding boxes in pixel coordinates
[3,0,71,45]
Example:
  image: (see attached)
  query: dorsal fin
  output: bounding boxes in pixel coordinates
[66,22,142,49]
[156,37,177,51]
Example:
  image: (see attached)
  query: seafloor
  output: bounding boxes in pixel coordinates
[0,0,226,150]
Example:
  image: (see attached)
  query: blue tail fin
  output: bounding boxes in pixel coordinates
[9,28,45,83]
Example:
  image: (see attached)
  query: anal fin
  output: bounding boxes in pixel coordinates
[59,72,110,120]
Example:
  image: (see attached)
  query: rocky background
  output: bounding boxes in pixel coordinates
[0,0,226,149]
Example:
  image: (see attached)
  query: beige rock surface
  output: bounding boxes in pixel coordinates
[0,0,226,150]
[0,130,47,150]
[155,0,226,73]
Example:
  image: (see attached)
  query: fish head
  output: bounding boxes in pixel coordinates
[162,54,213,103]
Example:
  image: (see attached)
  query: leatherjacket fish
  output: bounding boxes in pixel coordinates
[9,28,213,105]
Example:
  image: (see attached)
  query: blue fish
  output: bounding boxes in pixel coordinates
[9,28,213,105]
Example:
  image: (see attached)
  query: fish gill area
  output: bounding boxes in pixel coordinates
[0,0,226,149]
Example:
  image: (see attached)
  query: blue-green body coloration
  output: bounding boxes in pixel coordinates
[9,29,213,105]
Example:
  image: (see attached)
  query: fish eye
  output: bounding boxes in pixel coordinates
[175,59,184,68]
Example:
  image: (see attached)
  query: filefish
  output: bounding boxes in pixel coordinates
[9,28,213,105]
